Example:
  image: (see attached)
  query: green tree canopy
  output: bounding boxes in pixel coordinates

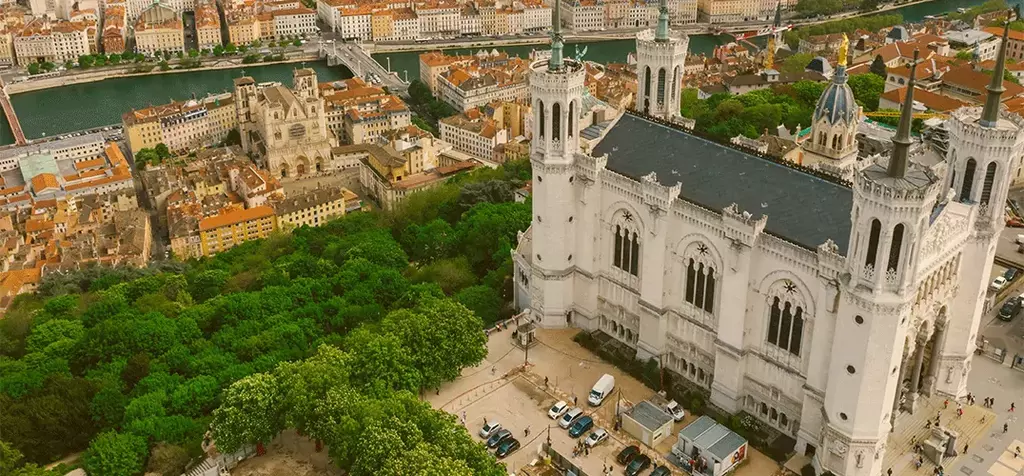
[83,431,148,476]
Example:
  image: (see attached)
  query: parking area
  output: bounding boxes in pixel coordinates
[428,328,783,476]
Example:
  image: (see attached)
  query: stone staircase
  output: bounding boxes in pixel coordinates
[882,396,995,476]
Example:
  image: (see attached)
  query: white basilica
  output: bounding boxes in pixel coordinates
[512,3,1024,474]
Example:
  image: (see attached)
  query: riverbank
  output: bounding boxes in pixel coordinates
[6,52,321,95]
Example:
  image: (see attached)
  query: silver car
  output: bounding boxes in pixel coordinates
[479,421,501,439]
[585,428,608,447]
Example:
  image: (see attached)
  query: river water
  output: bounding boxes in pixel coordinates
[0,0,1016,145]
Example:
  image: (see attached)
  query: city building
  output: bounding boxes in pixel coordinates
[416,0,460,37]
[878,86,969,113]
[271,7,317,39]
[795,37,861,180]
[273,185,347,229]
[194,1,221,49]
[515,10,1019,476]
[134,1,185,56]
[126,0,194,22]
[798,32,846,55]
[198,205,277,256]
[234,69,336,179]
[227,16,260,45]
[560,0,604,31]
[439,110,508,161]
[13,17,89,65]
[102,4,126,53]
[944,29,1001,61]
[434,50,531,111]
[697,0,759,23]
[358,142,477,210]
[0,29,14,66]
[419,50,475,96]
[984,25,1024,61]
[321,78,412,145]
[123,93,237,155]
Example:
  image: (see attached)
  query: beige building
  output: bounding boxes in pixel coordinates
[273,185,347,229]
[102,4,126,53]
[123,93,237,155]
[134,2,184,56]
[227,16,260,45]
[320,77,413,145]
[198,205,277,256]
[0,30,14,66]
[271,7,316,39]
[356,140,477,210]
[418,50,475,96]
[14,17,89,65]
[439,111,508,161]
[195,1,221,49]
[697,0,759,23]
[234,69,336,179]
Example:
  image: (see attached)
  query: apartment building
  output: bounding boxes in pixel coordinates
[356,138,476,210]
[195,1,221,49]
[126,0,193,22]
[14,17,89,65]
[390,7,419,41]
[271,7,317,38]
[520,1,550,32]
[123,93,237,154]
[416,1,460,36]
[227,16,260,45]
[945,29,1001,61]
[198,205,277,256]
[435,52,530,111]
[134,2,184,55]
[0,30,13,66]
[985,26,1024,61]
[439,111,508,161]
[697,0,759,23]
[102,4,126,53]
[273,186,347,229]
[419,50,475,95]
[561,0,603,32]
[460,4,481,35]
[321,77,412,144]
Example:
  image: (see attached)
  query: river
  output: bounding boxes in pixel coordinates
[0,0,1018,145]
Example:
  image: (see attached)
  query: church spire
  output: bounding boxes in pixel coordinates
[549,0,564,71]
[981,12,1012,128]
[655,0,670,42]
[773,0,781,27]
[889,49,920,178]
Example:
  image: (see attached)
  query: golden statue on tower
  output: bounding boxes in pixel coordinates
[764,36,776,70]
[838,33,849,67]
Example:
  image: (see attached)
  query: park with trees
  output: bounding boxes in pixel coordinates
[0,160,531,475]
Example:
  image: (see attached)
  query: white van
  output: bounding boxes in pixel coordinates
[588,374,615,406]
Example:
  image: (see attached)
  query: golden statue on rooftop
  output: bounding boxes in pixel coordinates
[838,33,849,67]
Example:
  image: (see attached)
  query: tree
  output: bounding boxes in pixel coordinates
[344,328,421,396]
[109,53,122,65]
[188,49,199,58]
[26,63,39,75]
[159,60,170,71]
[293,38,302,47]
[410,258,476,295]
[870,55,887,77]
[213,44,225,56]
[454,202,531,275]
[146,443,190,476]
[454,285,502,325]
[169,375,219,416]
[210,373,284,453]
[134,148,160,168]
[780,53,814,73]
[400,219,455,263]
[848,73,885,111]
[78,55,94,69]
[956,50,974,61]
[225,42,237,53]
[154,143,171,159]
[82,431,148,476]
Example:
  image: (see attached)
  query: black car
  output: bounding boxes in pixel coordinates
[1000,297,1021,321]
[495,438,520,458]
[616,445,640,464]
[651,466,672,476]
[486,429,512,448]
[625,454,652,476]
[1006,268,1021,281]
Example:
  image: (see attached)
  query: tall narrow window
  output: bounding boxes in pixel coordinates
[981,162,997,205]
[865,219,881,268]
[644,66,652,100]
[629,232,640,276]
[568,101,575,137]
[613,225,622,268]
[552,102,561,141]
[949,169,956,192]
[888,224,905,273]
[768,298,781,345]
[779,302,792,350]
[657,67,667,104]
[704,268,715,313]
[538,100,545,139]
[694,263,706,307]
[790,307,804,356]
[685,259,696,303]
[960,158,976,202]
[672,66,680,106]
[832,135,838,150]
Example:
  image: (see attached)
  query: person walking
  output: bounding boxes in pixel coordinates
[1012,402,1016,412]
[1005,422,1010,433]
[964,443,969,454]
[887,468,893,476]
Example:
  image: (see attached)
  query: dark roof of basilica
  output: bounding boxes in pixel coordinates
[593,114,853,253]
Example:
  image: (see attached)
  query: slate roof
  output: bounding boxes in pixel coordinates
[592,114,853,253]
[814,66,857,125]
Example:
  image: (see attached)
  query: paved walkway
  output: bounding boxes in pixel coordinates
[945,356,1024,476]
[881,395,996,475]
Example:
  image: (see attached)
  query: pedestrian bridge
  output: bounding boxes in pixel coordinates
[0,79,26,145]
[320,42,409,96]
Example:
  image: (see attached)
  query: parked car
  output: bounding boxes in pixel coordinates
[479,421,501,439]
[548,400,568,419]
[625,454,652,476]
[992,276,1008,291]
[1007,268,1021,281]
[495,438,520,458]
[651,466,672,476]
[559,407,583,429]
[616,445,640,464]
[665,400,685,422]
[568,416,594,438]
[584,428,608,447]
[1000,297,1021,321]
[486,429,512,448]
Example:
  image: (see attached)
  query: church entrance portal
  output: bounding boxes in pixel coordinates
[297,163,306,175]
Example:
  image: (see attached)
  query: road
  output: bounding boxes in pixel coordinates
[321,42,409,94]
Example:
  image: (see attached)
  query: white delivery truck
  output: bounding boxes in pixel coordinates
[588,374,615,406]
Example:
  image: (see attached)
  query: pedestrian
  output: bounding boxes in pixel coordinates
[1005,422,1010,433]
[484,416,488,425]
[573,395,578,406]
[964,443,969,454]
[585,446,590,456]
[1013,402,1016,412]
[1016,446,1020,459]
[491,366,496,375]
[888,468,893,476]
[525,427,530,437]
[944,399,949,409]
[462,410,467,422]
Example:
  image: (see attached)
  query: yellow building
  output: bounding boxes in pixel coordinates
[370,10,393,41]
[122,93,237,155]
[228,16,260,46]
[0,31,15,67]
[198,205,277,256]
[273,186,347,229]
[195,1,221,50]
[134,2,184,55]
[697,0,759,23]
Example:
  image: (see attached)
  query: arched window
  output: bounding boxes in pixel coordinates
[538,100,545,139]
[832,135,838,150]
[865,219,881,268]
[657,67,667,104]
[644,66,652,100]
[685,259,696,303]
[780,413,789,427]
[960,158,976,202]
[552,102,561,141]
[694,263,705,307]
[568,101,575,137]
[612,224,640,276]
[685,256,716,313]
[672,66,680,106]
[981,162,998,205]
[818,131,826,146]
[888,224,905,273]
[767,297,804,356]
[949,169,956,192]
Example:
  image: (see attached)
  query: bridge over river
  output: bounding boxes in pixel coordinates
[321,42,409,96]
